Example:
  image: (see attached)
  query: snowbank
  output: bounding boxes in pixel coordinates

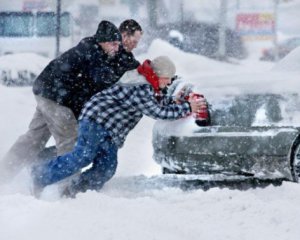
[272,46,300,72]
[138,39,242,79]
[141,39,300,97]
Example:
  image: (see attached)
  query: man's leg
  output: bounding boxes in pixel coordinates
[32,120,111,188]
[0,105,51,182]
[65,138,118,196]
[35,96,78,156]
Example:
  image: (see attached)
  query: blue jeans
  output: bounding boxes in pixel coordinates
[33,119,118,193]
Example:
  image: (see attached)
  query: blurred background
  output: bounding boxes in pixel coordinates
[0,0,300,61]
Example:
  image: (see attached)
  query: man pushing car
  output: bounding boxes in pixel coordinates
[31,56,207,198]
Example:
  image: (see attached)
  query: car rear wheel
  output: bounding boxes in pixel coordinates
[290,135,300,182]
[162,167,187,175]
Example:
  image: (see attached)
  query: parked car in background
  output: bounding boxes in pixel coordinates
[0,11,72,86]
[144,21,247,60]
[260,37,300,61]
[0,52,50,86]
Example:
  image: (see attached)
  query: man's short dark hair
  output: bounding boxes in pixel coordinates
[119,19,142,36]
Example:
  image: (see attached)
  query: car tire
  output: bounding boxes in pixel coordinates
[289,135,300,182]
[162,167,186,175]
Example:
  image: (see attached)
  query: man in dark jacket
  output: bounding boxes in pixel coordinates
[0,20,143,182]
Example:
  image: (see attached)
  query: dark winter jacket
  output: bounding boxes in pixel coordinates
[32,36,139,118]
[80,60,191,147]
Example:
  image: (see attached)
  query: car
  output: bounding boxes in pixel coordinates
[260,37,300,61]
[144,21,247,60]
[152,57,300,186]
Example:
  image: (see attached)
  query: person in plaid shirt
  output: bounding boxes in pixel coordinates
[32,56,206,198]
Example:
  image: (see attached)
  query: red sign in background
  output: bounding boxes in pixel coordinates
[236,13,275,40]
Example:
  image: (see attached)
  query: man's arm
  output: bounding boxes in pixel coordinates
[113,46,140,78]
[130,85,191,120]
[53,42,88,76]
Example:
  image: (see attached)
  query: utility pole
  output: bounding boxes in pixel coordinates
[147,0,158,28]
[273,0,279,61]
[218,0,227,60]
[179,0,184,32]
[236,0,240,10]
[127,0,139,17]
[55,0,61,57]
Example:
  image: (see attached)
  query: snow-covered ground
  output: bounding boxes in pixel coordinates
[1,40,300,240]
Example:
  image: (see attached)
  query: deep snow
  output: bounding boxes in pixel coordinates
[1,40,300,240]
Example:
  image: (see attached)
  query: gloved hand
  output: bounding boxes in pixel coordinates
[174,86,193,103]
[188,93,208,114]
[188,93,211,126]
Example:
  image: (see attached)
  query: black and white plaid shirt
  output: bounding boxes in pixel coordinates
[79,71,191,148]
